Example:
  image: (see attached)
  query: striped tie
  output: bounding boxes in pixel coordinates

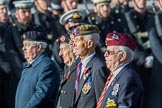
[75,62,82,93]
[96,72,113,108]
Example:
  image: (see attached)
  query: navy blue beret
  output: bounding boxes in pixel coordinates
[22,31,47,42]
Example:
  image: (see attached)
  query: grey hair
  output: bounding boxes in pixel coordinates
[32,41,48,49]
[83,33,100,48]
[117,46,134,63]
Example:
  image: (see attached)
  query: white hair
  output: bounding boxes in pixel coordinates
[117,46,134,63]
[32,41,48,49]
[83,33,100,48]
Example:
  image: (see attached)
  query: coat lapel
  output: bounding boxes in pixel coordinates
[103,65,130,101]
[74,54,97,103]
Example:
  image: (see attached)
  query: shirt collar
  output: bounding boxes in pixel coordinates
[81,52,96,67]
[112,63,128,77]
[29,53,42,64]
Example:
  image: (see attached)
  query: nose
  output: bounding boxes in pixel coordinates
[104,51,108,57]
[22,45,26,51]
[25,11,30,17]
[59,50,63,56]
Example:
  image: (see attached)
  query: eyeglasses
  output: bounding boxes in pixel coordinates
[105,50,122,56]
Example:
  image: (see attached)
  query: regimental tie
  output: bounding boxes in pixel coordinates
[75,62,82,94]
[96,72,113,108]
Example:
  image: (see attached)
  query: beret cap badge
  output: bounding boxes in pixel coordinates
[112,34,119,40]
[72,12,81,19]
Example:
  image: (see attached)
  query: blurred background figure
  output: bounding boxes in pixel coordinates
[0,0,11,108]
[85,0,130,56]
[61,0,78,12]
[110,0,131,34]
[147,0,162,108]
[124,0,153,107]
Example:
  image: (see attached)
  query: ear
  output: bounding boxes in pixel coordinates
[37,43,42,51]
[15,10,19,19]
[61,1,65,7]
[93,6,98,13]
[118,51,127,61]
[87,40,93,48]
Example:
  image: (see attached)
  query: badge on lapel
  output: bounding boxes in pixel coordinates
[105,98,117,107]
[82,83,91,94]
[82,76,92,94]
[111,84,120,96]
[82,67,90,80]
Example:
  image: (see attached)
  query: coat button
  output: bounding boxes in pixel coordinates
[61,90,67,94]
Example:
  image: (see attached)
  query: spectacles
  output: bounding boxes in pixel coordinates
[105,50,122,56]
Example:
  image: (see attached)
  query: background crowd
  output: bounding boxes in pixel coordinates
[0,0,162,108]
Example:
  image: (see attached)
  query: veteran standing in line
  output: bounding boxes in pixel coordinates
[15,31,60,108]
[52,9,86,80]
[72,24,109,108]
[96,33,143,108]
[4,1,44,108]
[56,35,79,108]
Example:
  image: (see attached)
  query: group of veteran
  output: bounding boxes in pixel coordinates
[15,24,143,108]
[51,7,144,107]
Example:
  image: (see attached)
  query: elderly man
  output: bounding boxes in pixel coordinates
[52,9,85,80]
[4,1,44,107]
[96,33,143,108]
[72,24,109,108]
[56,35,78,108]
[15,31,60,108]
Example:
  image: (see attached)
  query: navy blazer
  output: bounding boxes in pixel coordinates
[100,65,143,108]
[73,54,109,108]
[15,53,60,108]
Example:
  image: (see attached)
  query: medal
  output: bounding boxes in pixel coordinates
[112,84,120,96]
[105,98,117,107]
[82,83,91,94]
[82,77,92,94]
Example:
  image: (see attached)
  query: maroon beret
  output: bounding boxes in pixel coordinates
[106,33,136,51]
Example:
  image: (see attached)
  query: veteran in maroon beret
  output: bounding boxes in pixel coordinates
[96,33,143,108]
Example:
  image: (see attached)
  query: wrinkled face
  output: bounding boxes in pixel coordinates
[16,9,32,24]
[95,3,111,19]
[104,46,122,72]
[73,36,89,57]
[35,0,49,11]
[23,40,40,62]
[61,0,78,12]
[0,5,8,23]
[59,43,73,65]
[133,0,146,10]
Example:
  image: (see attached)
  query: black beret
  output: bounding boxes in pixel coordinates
[22,31,47,42]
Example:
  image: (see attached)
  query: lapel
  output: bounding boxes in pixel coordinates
[61,62,77,86]
[104,65,130,98]
[74,54,97,103]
